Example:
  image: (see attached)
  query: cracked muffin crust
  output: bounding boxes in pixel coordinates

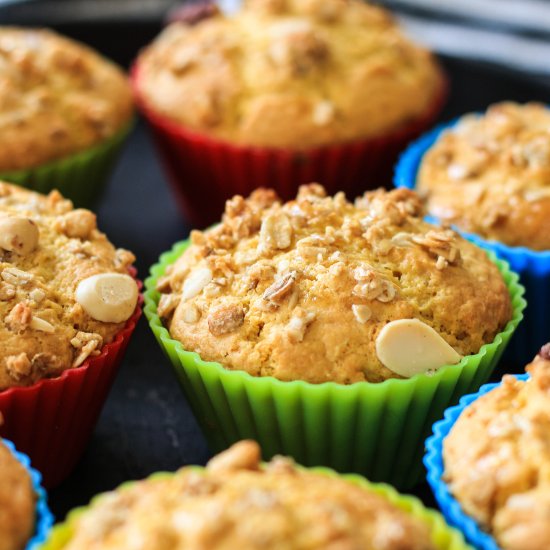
[417,102,550,250]
[0,438,35,550]
[443,346,550,550]
[157,185,511,384]
[0,182,137,391]
[63,440,437,550]
[0,27,133,171]
[136,0,444,149]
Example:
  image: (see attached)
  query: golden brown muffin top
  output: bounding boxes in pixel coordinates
[418,102,550,250]
[136,0,444,149]
[64,440,437,550]
[444,346,550,550]
[0,27,133,171]
[0,439,35,550]
[0,182,138,391]
[158,185,511,384]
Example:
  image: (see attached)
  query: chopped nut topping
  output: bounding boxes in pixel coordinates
[0,216,39,255]
[207,440,261,473]
[0,283,15,301]
[268,20,328,75]
[352,304,371,324]
[1,267,33,286]
[287,308,316,342]
[262,272,296,305]
[29,288,46,303]
[182,267,213,301]
[71,331,103,367]
[6,353,32,380]
[312,100,335,126]
[5,302,32,332]
[56,209,97,240]
[259,212,293,252]
[158,293,180,319]
[208,304,245,336]
[412,230,461,267]
[31,352,62,374]
[30,316,55,333]
[181,302,201,324]
[353,265,397,302]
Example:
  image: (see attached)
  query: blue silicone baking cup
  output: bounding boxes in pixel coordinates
[424,373,529,550]
[394,119,550,366]
[4,439,54,549]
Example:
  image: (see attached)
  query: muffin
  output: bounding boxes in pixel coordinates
[417,102,550,249]
[0,437,53,550]
[0,182,141,487]
[426,346,550,550]
[42,440,471,550]
[395,102,550,364]
[0,27,134,206]
[0,438,35,550]
[133,0,447,225]
[145,185,523,487]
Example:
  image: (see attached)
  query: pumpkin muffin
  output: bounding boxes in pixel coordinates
[443,345,550,550]
[61,440,437,550]
[0,438,35,550]
[417,102,550,250]
[0,181,138,391]
[156,184,512,384]
[136,0,444,149]
[0,27,133,172]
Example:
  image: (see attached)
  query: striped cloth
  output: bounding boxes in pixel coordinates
[378,0,550,77]
[219,0,550,78]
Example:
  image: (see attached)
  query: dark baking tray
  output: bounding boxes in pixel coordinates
[2,8,548,521]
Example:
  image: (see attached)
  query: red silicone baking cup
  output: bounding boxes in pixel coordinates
[0,271,143,489]
[131,64,448,226]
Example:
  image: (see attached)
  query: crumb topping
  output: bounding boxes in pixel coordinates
[158,184,511,384]
[418,102,550,250]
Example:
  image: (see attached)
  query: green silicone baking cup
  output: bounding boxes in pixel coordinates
[144,240,525,489]
[40,467,472,550]
[0,119,133,208]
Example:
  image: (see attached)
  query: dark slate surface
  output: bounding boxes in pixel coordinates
[2,13,545,522]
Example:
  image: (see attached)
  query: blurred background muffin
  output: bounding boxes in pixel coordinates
[395,101,550,366]
[133,0,447,225]
[0,27,134,206]
[42,440,470,550]
[426,345,550,550]
[0,182,141,487]
[0,437,53,550]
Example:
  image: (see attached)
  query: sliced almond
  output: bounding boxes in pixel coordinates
[376,319,462,378]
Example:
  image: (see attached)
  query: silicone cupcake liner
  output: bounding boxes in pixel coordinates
[132,64,448,226]
[0,272,143,489]
[0,120,134,208]
[4,438,54,550]
[144,240,524,490]
[41,466,472,550]
[394,119,550,366]
[424,374,529,550]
